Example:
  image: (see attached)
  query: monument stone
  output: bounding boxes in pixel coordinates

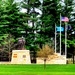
[11,50,31,64]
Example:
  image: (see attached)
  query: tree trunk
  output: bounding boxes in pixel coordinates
[73,52,74,64]
[44,59,46,69]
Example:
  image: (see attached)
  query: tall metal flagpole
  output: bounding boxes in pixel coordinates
[55,23,56,53]
[65,22,67,58]
[61,16,69,64]
[60,13,61,55]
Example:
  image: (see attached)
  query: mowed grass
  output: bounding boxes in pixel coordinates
[0,64,75,75]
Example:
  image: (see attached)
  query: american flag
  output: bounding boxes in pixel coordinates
[61,17,69,22]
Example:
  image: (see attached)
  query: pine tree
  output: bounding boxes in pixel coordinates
[61,0,75,63]
[21,0,41,49]
[39,0,60,47]
[0,0,25,61]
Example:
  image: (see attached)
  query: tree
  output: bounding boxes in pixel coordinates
[39,0,60,48]
[0,0,25,38]
[37,45,54,69]
[21,0,41,49]
[0,34,15,61]
[0,0,26,61]
[60,0,75,57]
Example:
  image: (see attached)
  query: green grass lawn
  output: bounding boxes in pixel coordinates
[0,64,75,75]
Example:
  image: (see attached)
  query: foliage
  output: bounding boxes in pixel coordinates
[62,0,75,59]
[0,0,25,38]
[0,0,75,61]
[37,45,54,58]
[0,34,15,61]
[20,0,41,50]
[38,0,61,48]
[37,44,54,69]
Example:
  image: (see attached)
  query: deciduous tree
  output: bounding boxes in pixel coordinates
[37,45,54,69]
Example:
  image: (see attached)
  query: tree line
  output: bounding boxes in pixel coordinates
[0,0,75,62]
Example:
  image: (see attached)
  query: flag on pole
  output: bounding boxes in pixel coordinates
[56,26,64,32]
[66,25,72,30]
[61,17,69,22]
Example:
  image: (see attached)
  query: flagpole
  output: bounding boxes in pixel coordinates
[55,23,56,53]
[61,16,69,64]
[65,22,67,58]
[60,13,61,55]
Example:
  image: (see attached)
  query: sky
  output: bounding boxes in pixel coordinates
[14,0,42,15]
